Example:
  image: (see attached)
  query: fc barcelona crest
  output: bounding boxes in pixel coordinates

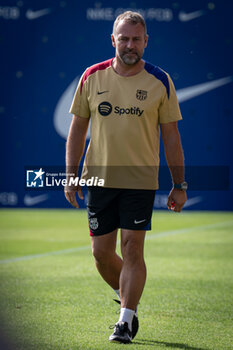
[89,217,99,230]
[136,89,148,101]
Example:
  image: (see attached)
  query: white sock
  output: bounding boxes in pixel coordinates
[118,308,135,332]
[113,289,120,300]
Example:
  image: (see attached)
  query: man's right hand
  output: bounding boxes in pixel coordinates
[64,186,84,208]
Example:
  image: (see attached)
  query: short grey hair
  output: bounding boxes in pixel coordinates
[113,11,147,36]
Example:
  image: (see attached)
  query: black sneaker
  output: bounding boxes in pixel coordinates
[113,299,139,339]
[109,322,132,343]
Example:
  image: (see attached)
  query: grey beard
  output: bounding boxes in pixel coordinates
[120,52,141,65]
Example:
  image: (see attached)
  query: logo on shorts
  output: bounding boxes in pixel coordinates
[89,217,99,230]
[136,90,147,101]
[98,101,112,116]
[134,219,146,224]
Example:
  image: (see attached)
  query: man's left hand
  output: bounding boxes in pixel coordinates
[167,188,187,212]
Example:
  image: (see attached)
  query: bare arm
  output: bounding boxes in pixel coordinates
[65,115,89,208]
[160,121,187,212]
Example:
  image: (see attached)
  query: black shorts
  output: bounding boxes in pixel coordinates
[87,187,156,236]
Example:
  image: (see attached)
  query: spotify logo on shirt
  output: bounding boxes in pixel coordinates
[98,101,144,117]
[98,102,112,116]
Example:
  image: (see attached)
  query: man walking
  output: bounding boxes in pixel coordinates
[65,11,187,344]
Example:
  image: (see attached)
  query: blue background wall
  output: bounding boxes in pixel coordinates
[1,0,233,210]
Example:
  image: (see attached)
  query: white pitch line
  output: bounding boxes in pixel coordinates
[146,219,233,241]
[0,245,90,265]
[0,220,232,265]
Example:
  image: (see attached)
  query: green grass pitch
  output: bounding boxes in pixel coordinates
[0,209,233,350]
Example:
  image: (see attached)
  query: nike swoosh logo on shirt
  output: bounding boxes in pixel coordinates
[97,91,109,95]
[26,8,51,20]
[179,10,205,22]
[134,219,146,224]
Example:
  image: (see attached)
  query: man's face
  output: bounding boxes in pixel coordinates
[111,20,148,65]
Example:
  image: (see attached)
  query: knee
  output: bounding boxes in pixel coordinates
[121,239,143,263]
[92,245,110,264]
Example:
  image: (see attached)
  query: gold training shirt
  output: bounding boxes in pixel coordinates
[70,58,182,190]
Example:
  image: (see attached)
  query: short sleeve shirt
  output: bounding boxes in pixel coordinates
[70,58,182,190]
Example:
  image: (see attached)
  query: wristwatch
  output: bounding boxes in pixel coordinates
[173,181,188,191]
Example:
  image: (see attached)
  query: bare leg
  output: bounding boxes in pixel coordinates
[120,229,146,311]
[91,229,123,290]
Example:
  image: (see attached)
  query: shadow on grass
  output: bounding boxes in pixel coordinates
[133,339,208,350]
